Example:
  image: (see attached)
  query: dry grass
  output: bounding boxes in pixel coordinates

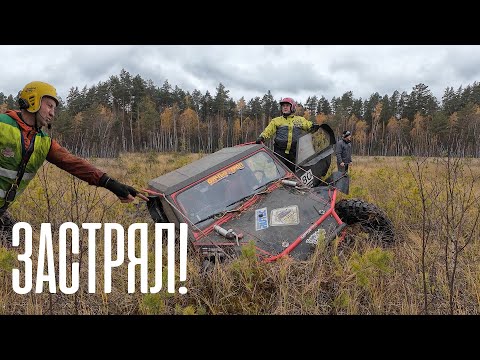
[0,153,479,315]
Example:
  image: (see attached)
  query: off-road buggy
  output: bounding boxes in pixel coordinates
[146,124,394,263]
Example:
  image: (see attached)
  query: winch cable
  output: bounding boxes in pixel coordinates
[144,189,244,260]
[261,144,348,188]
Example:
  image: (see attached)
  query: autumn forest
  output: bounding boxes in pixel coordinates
[1,68,479,158]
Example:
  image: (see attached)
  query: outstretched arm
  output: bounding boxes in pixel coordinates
[47,140,104,185]
[259,119,278,140]
[47,140,148,201]
[300,117,315,132]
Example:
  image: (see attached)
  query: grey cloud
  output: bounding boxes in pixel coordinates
[263,45,284,56]
[329,58,370,73]
[185,61,227,83]
[183,59,335,101]
[3,45,480,106]
[445,50,480,83]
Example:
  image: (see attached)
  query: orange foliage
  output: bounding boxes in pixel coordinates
[73,113,84,127]
[237,98,246,113]
[386,116,399,134]
[411,112,426,139]
[233,118,241,144]
[449,112,458,127]
[160,107,173,131]
[354,120,368,152]
[315,113,328,124]
[179,108,198,132]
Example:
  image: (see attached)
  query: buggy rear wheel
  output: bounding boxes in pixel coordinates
[335,198,395,242]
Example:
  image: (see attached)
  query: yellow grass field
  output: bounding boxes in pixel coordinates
[1,153,479,315]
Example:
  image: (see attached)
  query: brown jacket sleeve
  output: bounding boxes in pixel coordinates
[46,140,105,186]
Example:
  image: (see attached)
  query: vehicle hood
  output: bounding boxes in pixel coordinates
[194,185,342,261]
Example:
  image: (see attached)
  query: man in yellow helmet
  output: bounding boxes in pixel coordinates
[0,81,148,246]
[256,97,320,172]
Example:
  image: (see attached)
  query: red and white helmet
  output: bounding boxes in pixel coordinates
[280,97,296,115]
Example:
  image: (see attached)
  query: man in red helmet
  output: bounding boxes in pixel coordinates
[256,97,320,172]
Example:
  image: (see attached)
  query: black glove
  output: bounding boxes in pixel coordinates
[256,136,264,144]
[100,174,138,199]
[311,124,321,132]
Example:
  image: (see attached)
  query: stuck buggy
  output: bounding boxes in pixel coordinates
[146,124,394,264]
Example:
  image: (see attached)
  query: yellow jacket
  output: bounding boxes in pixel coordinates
[260,115,313,154]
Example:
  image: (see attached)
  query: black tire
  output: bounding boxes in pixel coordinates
[335,198,395,242]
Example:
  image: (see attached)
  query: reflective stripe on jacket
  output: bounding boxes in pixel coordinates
[0,114,51,207]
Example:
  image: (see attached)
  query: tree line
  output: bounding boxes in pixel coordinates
[1,68,479,158]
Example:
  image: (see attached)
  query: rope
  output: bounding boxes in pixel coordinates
[265,146,336,186]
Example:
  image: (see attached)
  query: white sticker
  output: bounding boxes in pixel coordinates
[255,207,269,231]
[306,227,327,245]
[300,169,314,186]
[270,205,300,226]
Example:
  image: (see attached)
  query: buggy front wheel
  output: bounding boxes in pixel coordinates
[335,198,395,243]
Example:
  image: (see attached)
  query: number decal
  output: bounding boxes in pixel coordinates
[300,169,313,186]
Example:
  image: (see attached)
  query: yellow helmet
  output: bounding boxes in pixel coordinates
[19,81,59,113]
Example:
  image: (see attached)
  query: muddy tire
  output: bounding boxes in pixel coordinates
[335,198,395,242]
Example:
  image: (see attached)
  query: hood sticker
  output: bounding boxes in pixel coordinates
[270,205,299,226]
[306,228,326,245]
[206,162,244,185]
[255,207,269,230]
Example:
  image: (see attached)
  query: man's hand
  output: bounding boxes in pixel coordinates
[256,136,264,144]
[100,174,148,202]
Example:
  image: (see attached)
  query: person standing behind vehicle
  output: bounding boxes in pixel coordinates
[256,97,320,172]
[335,130,353,172]
[0,81,148,247]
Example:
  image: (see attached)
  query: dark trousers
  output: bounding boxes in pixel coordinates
[274,144,297,172]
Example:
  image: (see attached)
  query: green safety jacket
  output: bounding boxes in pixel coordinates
[0,114,51,208]
[260,115,313,154]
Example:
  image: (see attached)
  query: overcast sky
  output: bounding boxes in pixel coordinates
[2,45,480,106]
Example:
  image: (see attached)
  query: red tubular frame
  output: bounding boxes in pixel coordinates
[263,188,343,263]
